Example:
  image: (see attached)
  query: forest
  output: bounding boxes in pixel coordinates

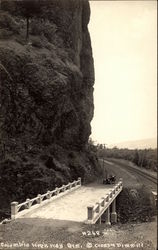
[88,139,157,172]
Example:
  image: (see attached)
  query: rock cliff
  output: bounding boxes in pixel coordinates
[0,0,101,218]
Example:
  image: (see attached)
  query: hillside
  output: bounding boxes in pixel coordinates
[0,0,101,219]
[110,138,157,149]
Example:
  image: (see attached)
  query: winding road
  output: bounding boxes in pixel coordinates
[101,158,157,192]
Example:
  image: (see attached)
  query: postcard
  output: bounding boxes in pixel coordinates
[0,0,157,249]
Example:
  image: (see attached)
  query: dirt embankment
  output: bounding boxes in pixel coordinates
[0,216,157,250]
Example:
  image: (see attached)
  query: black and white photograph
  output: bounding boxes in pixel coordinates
[0,0,157,249]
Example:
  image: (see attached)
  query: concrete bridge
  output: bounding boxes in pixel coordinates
[11,178,123,225]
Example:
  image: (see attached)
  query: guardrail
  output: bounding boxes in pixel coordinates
[151,191,157,207]
[86,179,123,224]
[11,177,81,219]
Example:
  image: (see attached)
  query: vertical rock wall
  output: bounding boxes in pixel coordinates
[0,0,100,216]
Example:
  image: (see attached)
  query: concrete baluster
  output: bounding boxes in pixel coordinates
[62,185,65,192]
[87,206,94,220]
[101,197,105,207]
[26,199,31,209]
[119,178,123,187]
[151,191,157,207]
[111,199,117,223]
[109,191,112,198]
[55,187,59,195]
[46,191,51,199]
[106,194,109,202]
[11,202,19,219]
[96,202,100,213]
[78,177,81,186]
[37,194,42,204]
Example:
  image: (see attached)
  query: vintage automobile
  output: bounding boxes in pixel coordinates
[103,175,116,184]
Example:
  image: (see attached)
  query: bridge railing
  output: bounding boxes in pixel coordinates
[11,177,81,219]
[87,178,123,224]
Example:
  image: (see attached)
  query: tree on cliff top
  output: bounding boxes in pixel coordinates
[17,0,43,41]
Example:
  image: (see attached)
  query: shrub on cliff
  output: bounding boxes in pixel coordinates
[30,19,57,42]
[0,157,57,208]
[31,36,44,48]
[16,0,43,40]
[0,12,20,35]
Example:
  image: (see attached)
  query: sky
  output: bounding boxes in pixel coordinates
[88,0,157,146]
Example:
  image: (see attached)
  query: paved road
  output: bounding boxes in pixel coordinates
[101,158,157,191]
[21,184,114,222]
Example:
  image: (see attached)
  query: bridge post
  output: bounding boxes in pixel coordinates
[62,185,66,192]
[78,177,81,185]
[46,191,51,199]
[55,187,59,195]
[106,194,109,202]
[151,191,157,207]
[111,199,117,223]
[11,202,18,219]
[37,194,42,204]
[26,199,31,209]
[87,205,94,220]
[119,178,123,186]
[109,190,113,198]
[96,202,100,213]
[105,207,111,225]
[101,197,105,207]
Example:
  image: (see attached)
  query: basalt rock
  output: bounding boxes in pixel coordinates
[0,0,101,216]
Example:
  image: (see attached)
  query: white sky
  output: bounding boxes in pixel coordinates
[88,0,157,146]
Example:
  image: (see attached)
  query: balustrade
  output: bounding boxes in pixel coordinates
[11,177,81,219]
[86,178,123,224]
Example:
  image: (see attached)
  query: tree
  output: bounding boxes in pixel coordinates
[87,138,97,152]
[133,149,139,165]
[18,0,43,41]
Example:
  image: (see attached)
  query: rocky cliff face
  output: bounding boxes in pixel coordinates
[0,0,100,217]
